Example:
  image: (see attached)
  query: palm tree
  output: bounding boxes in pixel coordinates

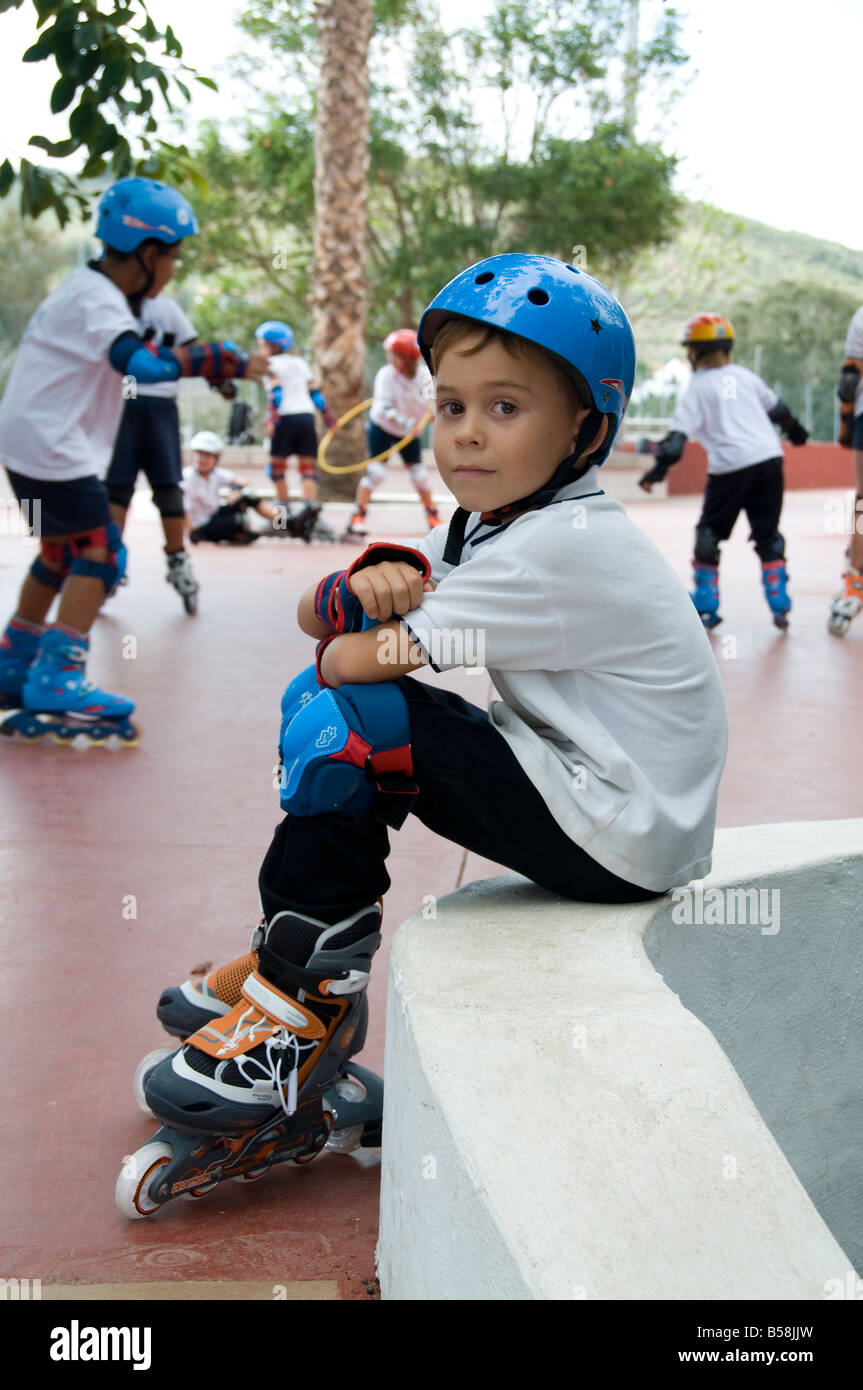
[312,0,373,499]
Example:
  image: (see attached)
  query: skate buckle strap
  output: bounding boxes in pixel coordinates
[189,970,325,1061]
[318,969,370,997]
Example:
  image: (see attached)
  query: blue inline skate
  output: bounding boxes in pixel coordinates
[761,560,790,631]
[691,564,721,629]
[0,618,41,714]
[0,624,138,745]
[117,905,385,1218]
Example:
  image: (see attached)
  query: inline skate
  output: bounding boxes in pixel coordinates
[166,549,199,615]
[761,560,790,631]
[0,623,138,746]
[690,564,721,629]
[828,567,863,637]
[117,904,384,1218]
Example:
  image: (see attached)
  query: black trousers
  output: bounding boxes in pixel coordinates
[259,677,664,932]
[697,457,784,560]
[190,501,251,544]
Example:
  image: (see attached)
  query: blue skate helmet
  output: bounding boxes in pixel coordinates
[96,178,198,253]
[418,252,635,467]
[255,321,294,352]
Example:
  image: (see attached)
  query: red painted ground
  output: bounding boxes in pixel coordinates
[0,468,860,1300]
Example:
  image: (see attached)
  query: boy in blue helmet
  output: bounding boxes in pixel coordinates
[255,320,336,539]
[0,177,267,741]
[128,255,729,1208]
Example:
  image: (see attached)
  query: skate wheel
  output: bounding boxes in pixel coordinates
[133,1047,175,1117]
[114,1141,173,1219]
[181,1180,218,1199]
[183,593,198,615]
[232,1164,270,1183]
[828,615,851,636]
[325,1124,365,1154]
[83,727,110,746]
[117,723,140,746]
[773,614,789,631]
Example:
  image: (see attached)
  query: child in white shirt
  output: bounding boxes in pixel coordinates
[639,313,807,629]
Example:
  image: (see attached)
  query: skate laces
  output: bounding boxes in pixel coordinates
[236,1027,304,1117]
[214,1003,307,1117]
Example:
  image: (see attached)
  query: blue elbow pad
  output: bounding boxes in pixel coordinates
[310,389,326,412]
[109,333,180,384]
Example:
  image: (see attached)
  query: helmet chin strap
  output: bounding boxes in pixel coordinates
[127,247,156,317]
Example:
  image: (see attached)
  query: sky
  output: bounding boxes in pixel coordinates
[0,0,860,250]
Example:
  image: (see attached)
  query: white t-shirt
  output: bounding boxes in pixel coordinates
[0,264,137,481]
[269,354,315,415]
[137,295,196,400]
[843,306,863,417]
[369,362,434,434]
[670,364,781,475]
[182,464,239,529]
[401,470,728,891]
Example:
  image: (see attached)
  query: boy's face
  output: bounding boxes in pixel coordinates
[387,349,412,374]
[433,332,592,512]
[194,451,219,473]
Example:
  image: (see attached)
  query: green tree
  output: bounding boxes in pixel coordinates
[0,0,216,224]
[0,201,83,390]
[730,282,859,442]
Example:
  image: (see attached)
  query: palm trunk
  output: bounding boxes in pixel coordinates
[312,0,373,500]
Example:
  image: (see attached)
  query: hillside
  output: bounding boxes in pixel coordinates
[618,203,863,436]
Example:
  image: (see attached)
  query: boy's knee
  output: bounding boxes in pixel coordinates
[279,681,415,827]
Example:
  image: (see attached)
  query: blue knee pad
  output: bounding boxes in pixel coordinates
[279,681,416,826]
[278,663,320,752]
[68,521,127,595]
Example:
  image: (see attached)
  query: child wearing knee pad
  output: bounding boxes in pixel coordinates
[143,257,729,1169]
[256,321,334,516]
[0,177,265,731]
[347,329,439,538]
[638,314,808,629]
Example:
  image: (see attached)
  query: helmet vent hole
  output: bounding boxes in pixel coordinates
[527,288,549,306]
[565,264,580,274]
[474,272,495,284]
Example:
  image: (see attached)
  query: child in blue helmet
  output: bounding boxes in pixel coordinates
[132,255,729,1204]
[255,320,336,537]
[0,177,267,741]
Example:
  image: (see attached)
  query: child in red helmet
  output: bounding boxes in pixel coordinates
[346,329,440,538]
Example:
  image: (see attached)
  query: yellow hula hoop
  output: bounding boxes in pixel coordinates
[316,397,432,475]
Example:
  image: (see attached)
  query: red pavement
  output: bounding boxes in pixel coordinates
[0,471,861,1300]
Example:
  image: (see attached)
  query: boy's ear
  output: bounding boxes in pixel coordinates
[573,413,608,459]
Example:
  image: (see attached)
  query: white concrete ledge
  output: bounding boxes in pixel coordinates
[378,821,862,1300]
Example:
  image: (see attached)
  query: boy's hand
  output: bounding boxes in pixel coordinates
[313,543,432,632]
[349,562,434,622]
[245,351,269,384]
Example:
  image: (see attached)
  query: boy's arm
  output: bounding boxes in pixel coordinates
[297,544,433,641]
[319,624,426,687]
[108,331,267,386]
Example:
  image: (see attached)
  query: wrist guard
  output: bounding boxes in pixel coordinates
[654,429,687,468]
[313,544,431,634]
[639,462,669,486]
[172,339,250,383]
[315,633,339,686]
